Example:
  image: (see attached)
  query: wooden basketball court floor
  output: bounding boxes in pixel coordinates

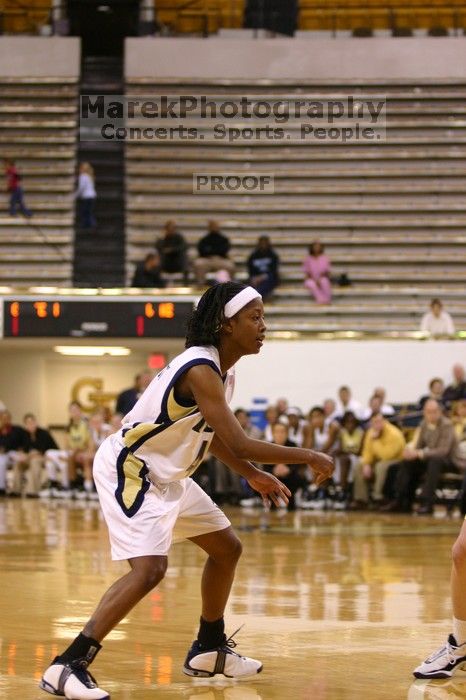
[1,498,466,700]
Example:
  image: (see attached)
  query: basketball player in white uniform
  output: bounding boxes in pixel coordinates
[40,282,333,700]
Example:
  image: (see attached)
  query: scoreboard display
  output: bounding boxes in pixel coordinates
[1,296,196,338]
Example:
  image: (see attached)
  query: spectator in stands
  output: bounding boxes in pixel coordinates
[335,411,364,506]
[303,240,332,304]
[262,422,306,511]
[360,392,394,425]
[88,412,111,449]
[420,298,455,337]
[75,162,96,228]
[4,158,32,217]
[276,397,289,418]
[351,412,405,510]
[65,401,93,496]
[443,364,466,408]
[335,385,363,420]
[247,235,280,300]
[372,387,395,416]
[286,407,306,447]
[10,413,57,498]
[303,406,340,455]
[155,220,189,284]
[212,408,262,505]
[384,399,459,515]
[264,405,281,442]
[193,220,235,285]
[0,409,28,496]
[452,399,466,439]
[419,377,445,409]
[131,252,165,288]
[323,398,338,427]
[116,370,153,416]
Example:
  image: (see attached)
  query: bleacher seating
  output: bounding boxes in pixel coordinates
[0,77,77,286]
[125,79,466,333]
[0,0,51,34]
[152,0,466,36]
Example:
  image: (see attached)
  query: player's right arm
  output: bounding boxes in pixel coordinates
[184,364,334,483]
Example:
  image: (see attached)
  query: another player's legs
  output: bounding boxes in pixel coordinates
[40,555,167,699]
[414,520,466,678]
[183,526,263,679]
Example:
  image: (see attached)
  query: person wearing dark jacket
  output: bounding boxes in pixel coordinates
[155,220,189,283]
[115,370,153,416]
[247,236,280,299]
[131,252,166,288]
[262,422,307,510]
[10,413,58,497]
[193,220,235,284]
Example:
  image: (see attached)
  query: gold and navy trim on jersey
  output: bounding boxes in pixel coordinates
[115,447,151,518]
[157,358,220,425]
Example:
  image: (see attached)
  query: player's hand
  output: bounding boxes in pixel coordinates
[308,451,334,486]
[247,469,292,508]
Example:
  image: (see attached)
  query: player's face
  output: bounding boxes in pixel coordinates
[229,299,266,355]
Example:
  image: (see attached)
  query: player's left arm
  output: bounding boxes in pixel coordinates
[209,433,291,507]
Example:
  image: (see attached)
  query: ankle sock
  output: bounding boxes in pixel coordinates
[453,617,466,645]
[197,616,225,650]
[57,632,102,665]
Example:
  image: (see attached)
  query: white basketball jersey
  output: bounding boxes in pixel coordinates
[111,345,235,486]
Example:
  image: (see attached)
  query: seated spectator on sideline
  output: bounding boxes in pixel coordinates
[88,412,111,449]
[0,409,28,496]
[420,298,455,337]
[276,397,289,418]
[335,411,365,505]
[213,408,262,505]
[443,364,466,409]
[419,377,446,409]
[155,220,189,284]
[303,406,340,455]
[372,387,395,416]
[75,162,96,228]
[452,399,466,439]
[286,407,306,447]
[262,422,307,511]
[384,399,459,515]
[351,412,405,510]
[360,392,395,425]
[10,413,58,498]
[131,252,166,288]
[264,405,279,442]
[303,240,332,304]
[193,220,235,285]
[323,398,338,427]
[335,385,363,421]
[66,401,95,498]
[247,235,280,300]
[116,370,153,416]
[4,158,32,218]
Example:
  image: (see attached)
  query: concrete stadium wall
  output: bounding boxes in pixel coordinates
[0,37,80,77]
[126,37,466,80]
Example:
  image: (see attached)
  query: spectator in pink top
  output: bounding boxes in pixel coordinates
[303,240,332,304]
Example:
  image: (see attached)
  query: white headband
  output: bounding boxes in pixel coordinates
[224,286,262,318]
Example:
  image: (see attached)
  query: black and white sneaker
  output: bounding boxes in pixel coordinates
[413,634,466,679]
[39,657,109,699]
[183,629,262,679]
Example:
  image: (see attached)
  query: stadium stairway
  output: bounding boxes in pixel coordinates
[73,56,126,287]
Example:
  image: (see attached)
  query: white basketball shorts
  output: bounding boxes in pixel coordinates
[93,437,231,560]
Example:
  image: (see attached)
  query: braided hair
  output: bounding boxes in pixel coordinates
[185,281,247,348]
